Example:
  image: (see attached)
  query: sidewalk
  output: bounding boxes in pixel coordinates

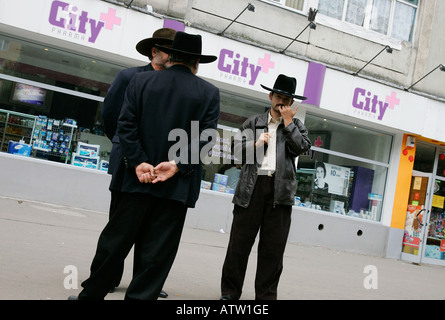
[0,195,444,300]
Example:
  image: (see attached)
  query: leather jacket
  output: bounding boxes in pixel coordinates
[232,110,311,208]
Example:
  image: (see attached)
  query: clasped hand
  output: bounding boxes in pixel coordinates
[135,160,178,184]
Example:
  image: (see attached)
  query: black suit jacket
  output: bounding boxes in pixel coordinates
[101,64,154,177]
[116,64,220,208]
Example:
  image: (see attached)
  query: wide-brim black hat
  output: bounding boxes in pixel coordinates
[156,31,217,64]
[136,28,176,58]
[261,74,307,100]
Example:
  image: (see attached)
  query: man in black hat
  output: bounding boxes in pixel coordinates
[220,74,311,300]
[100,28,175,297]
[70,31,220,300]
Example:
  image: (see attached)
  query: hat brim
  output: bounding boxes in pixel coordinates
[261,85,307,100]
[136,38,174,57]
[156,44,217,64]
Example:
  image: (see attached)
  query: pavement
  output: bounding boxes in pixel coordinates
[0,195,444,302]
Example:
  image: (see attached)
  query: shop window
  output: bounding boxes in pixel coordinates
[303,114,392,163]
[295,113,392,221]
[200,91,268,193]
[317,0,418,42]
[413,142,436,173]
[436,152,445,178]
[0,34,126,167]
[426,178,445,260]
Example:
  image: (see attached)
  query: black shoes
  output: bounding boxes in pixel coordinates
[159,290,168,298]
[220,294,235,300]
[68,290,168,299]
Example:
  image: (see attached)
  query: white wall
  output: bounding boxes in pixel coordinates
[0,152,390,257]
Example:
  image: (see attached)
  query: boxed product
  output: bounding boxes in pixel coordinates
[100,160,109,171]
[7,141,32,157]
[77,142,100,157]
[200,181,212,190]
[224,187,235,194]
[214,173,228,186]
[212,183,226,193]
[330,200,345,214]
[71,153,99,169]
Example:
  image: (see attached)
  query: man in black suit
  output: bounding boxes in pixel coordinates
[100,28,175,297]
[71,32,220,300]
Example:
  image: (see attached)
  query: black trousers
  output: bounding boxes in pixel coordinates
[221,175,292,300]
[79,192,187,300]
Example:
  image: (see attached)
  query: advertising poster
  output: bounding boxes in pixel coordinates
[313,162,350,196]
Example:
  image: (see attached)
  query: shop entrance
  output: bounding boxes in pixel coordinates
[401,171,431,264]
[401,142,445,266]
[422,151,445,266]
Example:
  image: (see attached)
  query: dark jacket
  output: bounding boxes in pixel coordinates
[232,111,311,208]
[115,64,220,208]
[101,64,154,178]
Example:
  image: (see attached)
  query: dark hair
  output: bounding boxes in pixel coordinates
[315,162,326,178]
[170,53,199,68]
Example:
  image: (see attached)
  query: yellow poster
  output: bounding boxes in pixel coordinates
[432,194,445,209]
[413,177,422,190]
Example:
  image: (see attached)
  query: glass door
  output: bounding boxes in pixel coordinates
[401,171,431,264]
[421,150,445,266]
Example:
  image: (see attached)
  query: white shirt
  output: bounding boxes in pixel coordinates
[260,113,281,172]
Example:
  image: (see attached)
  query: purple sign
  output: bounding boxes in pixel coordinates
[217,49,275,86]
[48,0,122,43]
[352,87,400,120]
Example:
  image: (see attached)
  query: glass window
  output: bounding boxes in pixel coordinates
[0,34,125,165]
[303,114,393,163]
[369,0,392,35]
[318,0,345,20]
[436,151,445,178]
[413,142,436,173]
[345,0,368,26]
[317,0,419,42]
[200,91,268,193]
[285,0,305,10]
[263,0,305,11]
[391,1,417,41]
[295,113,392,222]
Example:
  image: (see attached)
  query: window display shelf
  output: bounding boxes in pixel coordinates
[0,109,36,153]
[31,116,77,164]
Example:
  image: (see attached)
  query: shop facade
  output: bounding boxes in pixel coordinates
[1,0,445,263]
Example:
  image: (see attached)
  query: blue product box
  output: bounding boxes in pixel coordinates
[7,141,32,157]
[71,153,99,169]
[212,183,226,193]
[77,142,100,157]
[224,187,235,194]
[214,173,228,186]
[100,160,109,171]
[200,181,212,190]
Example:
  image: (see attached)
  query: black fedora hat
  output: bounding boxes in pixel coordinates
[136,28,176,58]
[156,31,217,64]
[261,74,307,100]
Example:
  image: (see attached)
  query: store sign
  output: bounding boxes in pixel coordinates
[217,49,276,86]
[48,0,122,44]
[352,87,400,121]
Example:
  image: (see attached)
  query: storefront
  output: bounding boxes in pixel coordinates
[1,0,445,260]
[400,139,445,266]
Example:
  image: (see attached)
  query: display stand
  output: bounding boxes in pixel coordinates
[31,116,77,164]
[0,109,36,153]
